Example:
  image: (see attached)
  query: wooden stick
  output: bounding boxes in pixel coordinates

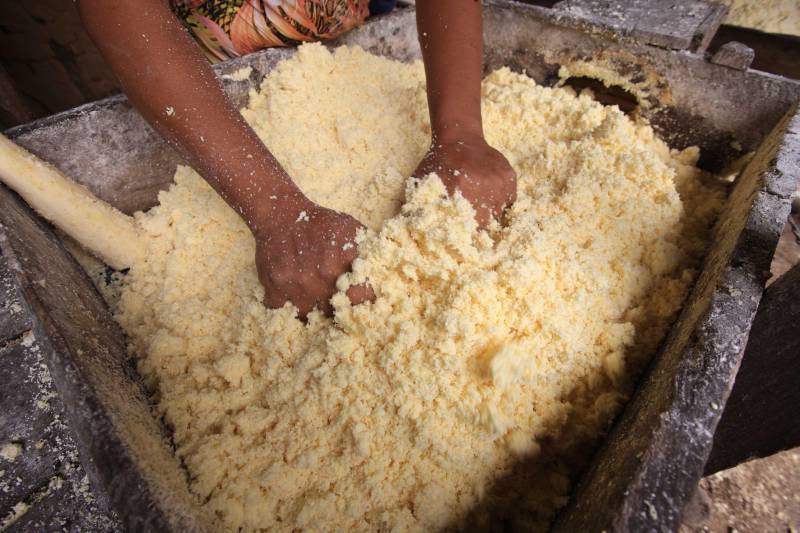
[0,133,146,270]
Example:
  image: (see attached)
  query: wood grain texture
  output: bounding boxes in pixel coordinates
[0,255,120,532]
[704,262,800,475]
[552,0,727,51]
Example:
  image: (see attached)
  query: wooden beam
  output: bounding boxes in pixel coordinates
[705,262,800,475]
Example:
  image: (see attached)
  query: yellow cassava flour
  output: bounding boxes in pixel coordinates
[114,44,724,531]
[719,0,800,36]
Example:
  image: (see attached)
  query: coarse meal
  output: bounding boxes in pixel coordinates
[92,44,727,531]
[719,0,800,36]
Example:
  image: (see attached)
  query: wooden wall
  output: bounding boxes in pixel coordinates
[0,0,119,128]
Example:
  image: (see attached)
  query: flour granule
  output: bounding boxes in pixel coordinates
[114,44,725,531]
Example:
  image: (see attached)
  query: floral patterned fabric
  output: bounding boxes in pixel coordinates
[171,0,370,62]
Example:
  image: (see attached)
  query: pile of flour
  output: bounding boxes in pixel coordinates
[720,0,800,35]
[114,44,725,531]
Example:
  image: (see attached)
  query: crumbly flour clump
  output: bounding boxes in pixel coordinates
[116,44,725,531]
[719,0,800,35]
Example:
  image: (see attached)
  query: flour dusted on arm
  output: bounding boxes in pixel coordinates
[114,44,725,531]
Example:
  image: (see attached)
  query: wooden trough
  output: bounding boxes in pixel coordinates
[1,1,798,531]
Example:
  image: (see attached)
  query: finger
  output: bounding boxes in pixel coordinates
[317,298,334,318]
[507,188,517,207]
[263,281,313,318]
[470,200,491,228]
[296,298,315,320]
[505,189,517,206]
[264,291,289,310]
[259,276,283,309]
[346,283,375,306]
[306,278,335,318]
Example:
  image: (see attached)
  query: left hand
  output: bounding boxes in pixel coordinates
[413,133,516,228]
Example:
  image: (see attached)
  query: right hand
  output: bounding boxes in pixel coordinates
[254,202,374,318]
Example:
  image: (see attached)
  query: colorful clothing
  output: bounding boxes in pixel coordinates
[171,0,372,62]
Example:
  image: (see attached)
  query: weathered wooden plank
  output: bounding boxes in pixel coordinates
[709,25,800,80]
[704,262,800,475]
[0,330,120,531]
[0,255,31,341]
[552,0,727,51]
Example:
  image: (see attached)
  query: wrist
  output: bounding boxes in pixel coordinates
[246,183,314,239]
[431,118,483,145]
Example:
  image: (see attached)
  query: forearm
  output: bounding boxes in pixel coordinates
[414,1,516,229]
[77,0,307,234]
[416,0,484,142]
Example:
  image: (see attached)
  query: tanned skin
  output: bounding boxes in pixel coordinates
[77,0,516,317]
[414,0,516,227]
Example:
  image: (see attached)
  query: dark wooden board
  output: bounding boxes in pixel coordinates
[0,258,120,532]
[552,0,727,51]
[704,262,800,475]
[0,254,31,341]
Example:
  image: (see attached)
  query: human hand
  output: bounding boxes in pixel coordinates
[413,133,516,228]
[253,201,374,318]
